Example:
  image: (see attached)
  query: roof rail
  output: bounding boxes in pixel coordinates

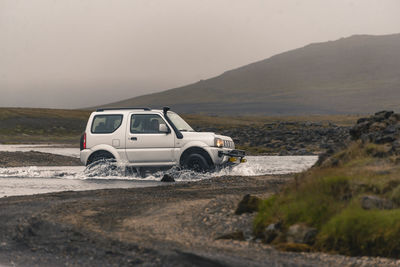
[96,107,151,112]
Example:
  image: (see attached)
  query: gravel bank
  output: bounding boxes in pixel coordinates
[0,175,399,266]
[0,151,82,167]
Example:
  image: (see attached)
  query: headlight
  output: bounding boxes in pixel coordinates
[214,138,224,148]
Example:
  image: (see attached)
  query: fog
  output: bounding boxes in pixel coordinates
[1,0,399,108]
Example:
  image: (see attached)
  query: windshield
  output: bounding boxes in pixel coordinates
[167,112,194,132]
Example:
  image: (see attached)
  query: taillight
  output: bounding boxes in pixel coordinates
[80,132,87,151]
[83,132,86,149]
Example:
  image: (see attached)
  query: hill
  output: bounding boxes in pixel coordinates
[103,33,400,115]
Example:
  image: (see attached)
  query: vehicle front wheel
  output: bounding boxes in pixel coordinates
[183,153,211,173]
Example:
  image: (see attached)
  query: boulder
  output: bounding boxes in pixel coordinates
[350,121,370,139]
[235,194,261,215]
[374,110,394,121]
[360,195,394,210]
[262,222,282,244]
[286,224,317,245]
[161,174,175,182]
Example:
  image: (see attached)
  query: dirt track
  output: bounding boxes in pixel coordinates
[1,175,399,266]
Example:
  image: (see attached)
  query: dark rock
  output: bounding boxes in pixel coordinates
[375,135,396,144]
[215,231,245,241]
[383,125,398,134]
[357,117,370,124]
[235,194,261,215]
[350,121,370,139]
[286,224,318,245]
[161,174,175,182]
[262,222,282,244]
[374,110,394,120]
[360,195,394,210]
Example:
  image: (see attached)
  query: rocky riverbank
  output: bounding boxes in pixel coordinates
[195,121,350,155]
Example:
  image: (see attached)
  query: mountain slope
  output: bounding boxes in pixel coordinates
[103,33,400,115]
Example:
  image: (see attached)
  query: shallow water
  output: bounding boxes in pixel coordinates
[0,145,318,197]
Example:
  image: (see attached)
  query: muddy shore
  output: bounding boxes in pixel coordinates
[0,175,399,266]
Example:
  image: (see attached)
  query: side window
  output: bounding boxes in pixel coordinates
[91,115,123,134]
[131,114,167,133]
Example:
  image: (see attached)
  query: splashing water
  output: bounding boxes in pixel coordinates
[0,156,318,181]
[0,156,318,197]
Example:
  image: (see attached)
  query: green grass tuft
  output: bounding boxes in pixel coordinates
[317,205,400,257]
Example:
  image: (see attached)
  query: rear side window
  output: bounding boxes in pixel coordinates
[91,115,123,134]
[131,114,167,133]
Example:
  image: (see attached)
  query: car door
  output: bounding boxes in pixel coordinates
[125,113,175,164]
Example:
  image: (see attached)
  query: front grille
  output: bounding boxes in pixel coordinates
[223,140,235,149]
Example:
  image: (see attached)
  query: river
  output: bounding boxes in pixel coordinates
[0,145,318,197]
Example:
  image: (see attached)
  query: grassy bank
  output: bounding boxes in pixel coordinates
[0,108,90,144]
[254,142,400,257]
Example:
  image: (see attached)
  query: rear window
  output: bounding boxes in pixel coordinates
[91,114,123,134]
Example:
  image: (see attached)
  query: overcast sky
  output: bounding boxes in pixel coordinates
[1,0,399,109]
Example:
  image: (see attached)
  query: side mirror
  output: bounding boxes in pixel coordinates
[159,124,170,133]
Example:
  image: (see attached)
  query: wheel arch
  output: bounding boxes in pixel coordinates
[86,145,120,165]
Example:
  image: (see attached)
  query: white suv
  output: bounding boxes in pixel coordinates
[80,107,245,172]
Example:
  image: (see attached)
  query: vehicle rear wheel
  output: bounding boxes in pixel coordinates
[183,153,211,173]
[86,152,116,169]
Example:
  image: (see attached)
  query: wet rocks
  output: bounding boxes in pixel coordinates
[161,174,175,182]
[360,195,395,210]
[286,224,318,245]
[235,194,261,215]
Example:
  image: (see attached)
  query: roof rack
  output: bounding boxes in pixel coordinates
[96,107,151,112]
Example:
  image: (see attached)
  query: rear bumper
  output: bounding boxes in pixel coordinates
[80,149,92,165]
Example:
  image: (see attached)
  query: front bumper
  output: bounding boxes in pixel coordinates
[218,149,246,166]
[218,149,246,159]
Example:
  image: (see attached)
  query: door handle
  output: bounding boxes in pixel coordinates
[130,137,137,141]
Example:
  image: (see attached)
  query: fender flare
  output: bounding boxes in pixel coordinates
[87,144,121,163]
[179,142,214,167]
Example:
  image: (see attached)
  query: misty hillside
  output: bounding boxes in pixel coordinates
[103,33,400,115]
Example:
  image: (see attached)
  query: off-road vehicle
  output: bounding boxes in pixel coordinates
[80,107,245,172]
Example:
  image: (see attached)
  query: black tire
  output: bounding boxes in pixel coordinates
[183,153,211,173]
[87,152,115,168]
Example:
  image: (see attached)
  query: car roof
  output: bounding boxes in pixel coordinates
[93,108,164,114]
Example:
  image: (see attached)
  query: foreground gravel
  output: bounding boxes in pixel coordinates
[0,175,399,266]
